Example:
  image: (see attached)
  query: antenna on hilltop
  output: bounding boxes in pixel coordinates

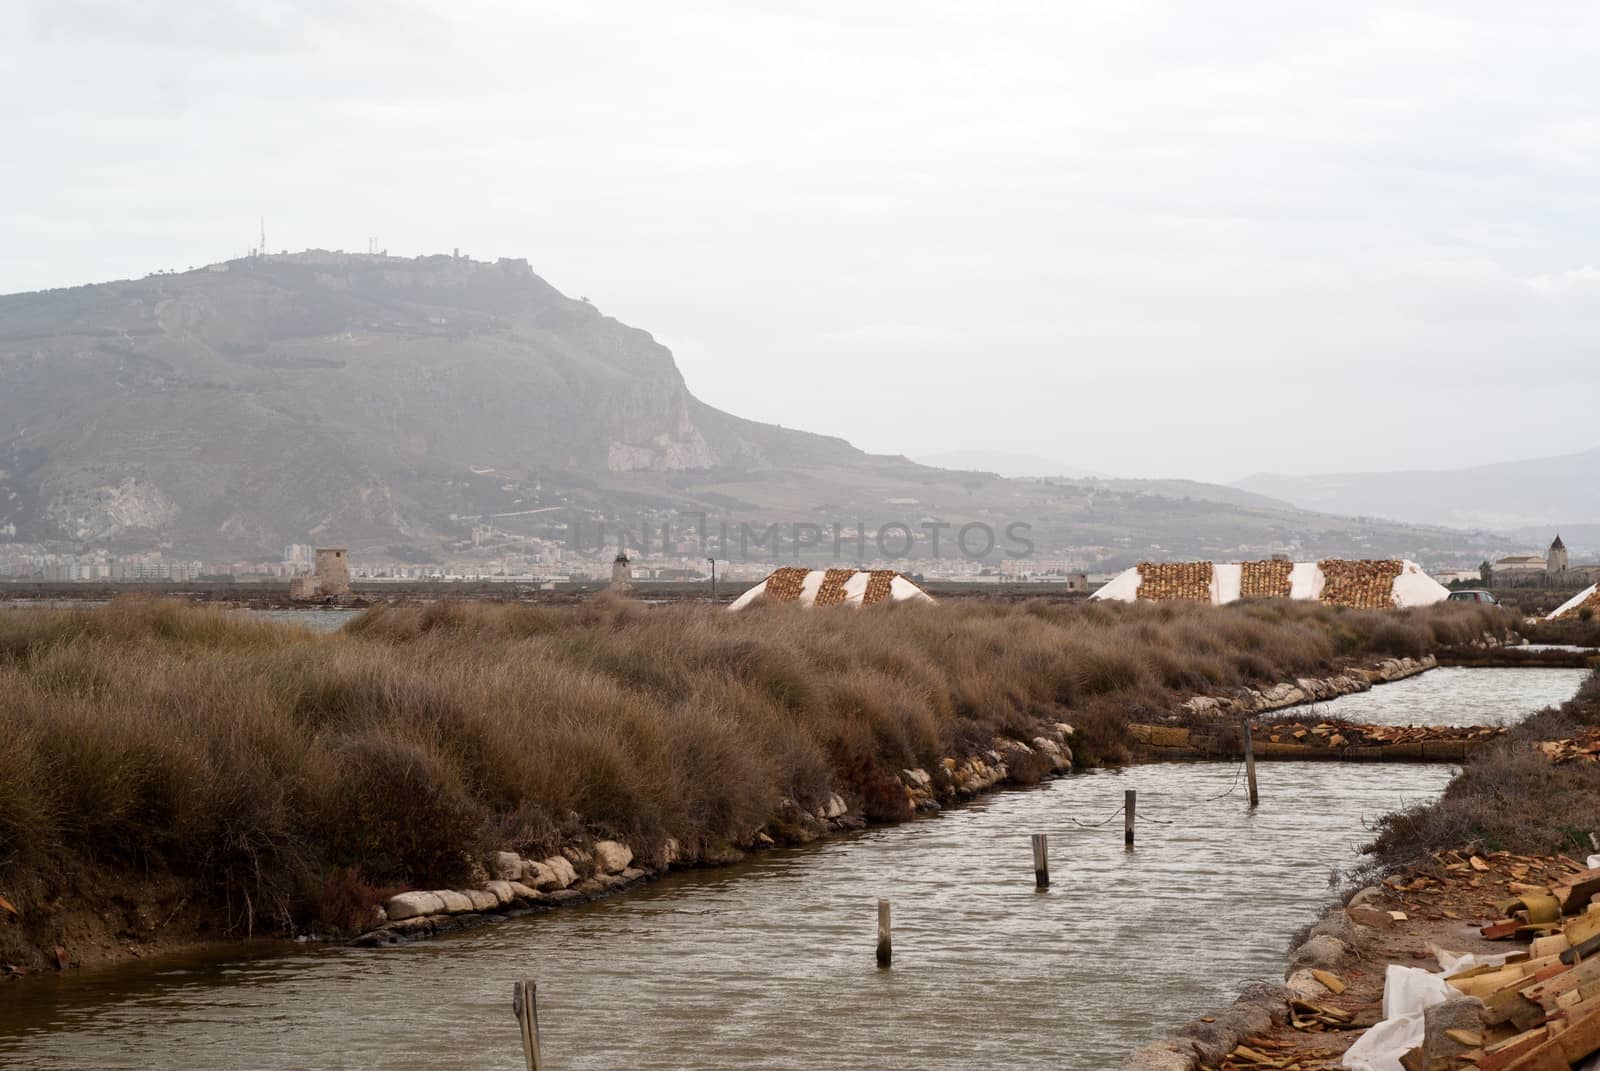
[259,217,266,258]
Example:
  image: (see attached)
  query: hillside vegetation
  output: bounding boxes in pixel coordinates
[0,597,1506,944]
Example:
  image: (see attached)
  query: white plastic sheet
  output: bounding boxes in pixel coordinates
[1340,965,1455,1071]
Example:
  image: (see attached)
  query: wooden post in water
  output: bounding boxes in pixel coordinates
[1244,721,1260,808]
[512,979,542,1071]
[1124,789,1136,848]
[876,899,892,968]
[1031,833,1049,889]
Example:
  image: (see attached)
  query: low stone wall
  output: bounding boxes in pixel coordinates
[1128,655,1444,761]
[1175,654,1438,722]
[354,727,1076,946]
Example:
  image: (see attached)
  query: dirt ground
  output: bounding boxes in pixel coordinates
[0,867,249,978]
[1216,849,1592,1070]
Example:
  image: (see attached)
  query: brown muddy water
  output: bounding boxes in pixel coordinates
[0,668,1586,1070]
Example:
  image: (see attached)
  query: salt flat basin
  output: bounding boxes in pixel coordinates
[1291,665,1591,727]
[0,763,1455,1071]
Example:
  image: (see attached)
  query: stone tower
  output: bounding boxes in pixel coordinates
[314,547,351,597]
[1549,534,1569,575]
[610,549,632,591]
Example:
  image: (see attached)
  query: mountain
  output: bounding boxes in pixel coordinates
[0,251,1518,569]
[914,450,1103,479]
[1236,448,1600,533]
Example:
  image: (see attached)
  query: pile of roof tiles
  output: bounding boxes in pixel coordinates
[762,567,810,602]
[1260,721,1508,749]
[1136,561,1214,602]
[1241,559,1295,599]
[1446,854,1600,1068]
[1318,559,1404,609]
[861,570,897,606]
[812,568,856,607]
[1535,730,1600,765]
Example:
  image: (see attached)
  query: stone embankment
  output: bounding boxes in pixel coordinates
[1129,655,1448,760]
[354,728,1075,947]
[1178,654,1439,721]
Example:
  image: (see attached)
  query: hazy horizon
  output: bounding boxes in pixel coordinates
[6,1,1600,483]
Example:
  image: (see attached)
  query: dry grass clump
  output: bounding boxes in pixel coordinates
[0,595,1512,932]
[1368,672,1600,865]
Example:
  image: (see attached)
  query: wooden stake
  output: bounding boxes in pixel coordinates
[876,899,892,968]
[1031,833,1049,889]
[512,979,542,1071]
[1124,789,1136,848]
[1244,721,1260,808]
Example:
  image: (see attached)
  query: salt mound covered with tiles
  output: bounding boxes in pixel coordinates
[727,568,935,611]
[1092,559,1448,609]
[1549,583,1600,620]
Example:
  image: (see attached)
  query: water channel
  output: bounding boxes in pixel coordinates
[0,667,1588,1070]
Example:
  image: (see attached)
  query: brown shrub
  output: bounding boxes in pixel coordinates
[306,867,401,938]
[0,595,1508,926]
[1368,669,1600,868]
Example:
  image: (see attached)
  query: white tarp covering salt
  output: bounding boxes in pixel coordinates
[1091,560,1449,608]
[726,569,936,611]
[1289,561,1324,601]
[1340,964,1454,1071]
[1213,563,1242,605]
[1342,946,1600,1071]
[1391,561,1451,608]
[1551,583,1599,620]
[1089,567,1142,603]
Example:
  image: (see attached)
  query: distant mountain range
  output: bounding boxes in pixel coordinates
[1236,448,1600,540]
[0,251,1521,569]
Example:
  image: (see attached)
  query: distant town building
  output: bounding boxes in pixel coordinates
[1487,534,1596,587]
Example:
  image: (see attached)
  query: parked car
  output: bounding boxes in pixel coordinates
[1448,589,1500,605]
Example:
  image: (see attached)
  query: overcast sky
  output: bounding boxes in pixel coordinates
[5,1,1599,482]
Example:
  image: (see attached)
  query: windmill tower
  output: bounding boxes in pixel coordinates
[610,548,633,592]
[1549,534,1569,575]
